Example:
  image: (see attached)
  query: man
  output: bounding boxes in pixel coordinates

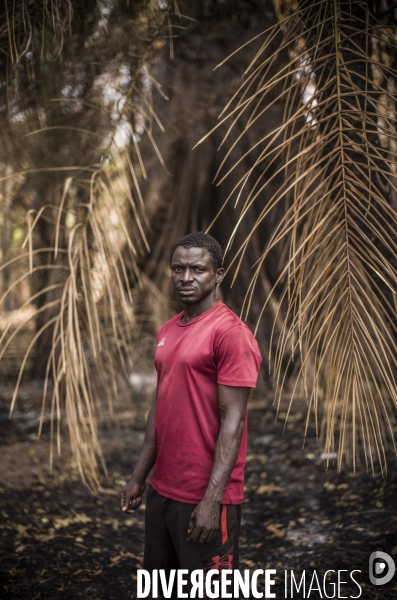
[120,232,261,597]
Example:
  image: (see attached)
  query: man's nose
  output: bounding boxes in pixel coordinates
[180,268,194,282]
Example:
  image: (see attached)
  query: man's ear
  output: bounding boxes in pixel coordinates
[215,268,225,284]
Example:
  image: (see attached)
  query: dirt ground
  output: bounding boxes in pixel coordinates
[1,383,397,600]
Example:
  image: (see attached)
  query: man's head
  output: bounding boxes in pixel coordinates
[169,232,223,271]
[170,232,224,306]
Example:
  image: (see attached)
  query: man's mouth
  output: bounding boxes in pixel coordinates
[178,288,196,294]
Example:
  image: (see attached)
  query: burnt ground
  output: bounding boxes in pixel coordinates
[1,385,397,600]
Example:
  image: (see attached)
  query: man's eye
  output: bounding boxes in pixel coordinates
[195,268,203,273]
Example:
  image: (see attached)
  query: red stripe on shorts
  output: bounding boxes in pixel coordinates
[221,505,228,545]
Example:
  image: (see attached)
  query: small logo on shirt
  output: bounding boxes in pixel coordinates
[157,337,165,347]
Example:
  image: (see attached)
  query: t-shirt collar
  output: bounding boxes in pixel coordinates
[177,299,222,327]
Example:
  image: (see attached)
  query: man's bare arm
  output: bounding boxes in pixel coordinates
[187,384,250,543]
[119,400,157,514]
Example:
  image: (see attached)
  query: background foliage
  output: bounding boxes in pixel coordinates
[1,0,397,485]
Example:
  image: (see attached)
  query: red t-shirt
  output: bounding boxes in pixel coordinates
[150,300,262,504]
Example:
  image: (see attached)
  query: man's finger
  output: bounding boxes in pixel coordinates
[187,513,196,534]
[187,524,201,543]
[120,494,126,510]
[121,493,136,512]
[123,498,138,514]
[130,496,142,509]
[196,528,209,544]
[206,529,216,543]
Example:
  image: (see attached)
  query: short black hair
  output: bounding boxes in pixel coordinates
[170,232,224,271]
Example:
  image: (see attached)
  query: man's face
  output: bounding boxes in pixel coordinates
[170,246,224,305]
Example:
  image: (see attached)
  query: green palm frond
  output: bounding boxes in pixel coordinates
[198,0,397,471]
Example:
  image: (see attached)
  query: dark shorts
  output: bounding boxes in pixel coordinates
[143,485,242,599]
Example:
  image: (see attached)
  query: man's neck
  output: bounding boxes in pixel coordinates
[181,293,219,324]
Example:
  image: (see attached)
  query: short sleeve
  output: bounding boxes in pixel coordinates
[215,324,262,387]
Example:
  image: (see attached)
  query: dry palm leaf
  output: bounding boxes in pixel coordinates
[198,0,397,472]
[0,1,175,488]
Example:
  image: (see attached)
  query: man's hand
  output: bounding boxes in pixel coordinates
[187,499,221,544]
[119,400,157,515]
[120,479,145,514]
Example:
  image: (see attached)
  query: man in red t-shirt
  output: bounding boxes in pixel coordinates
[120,232,262,596]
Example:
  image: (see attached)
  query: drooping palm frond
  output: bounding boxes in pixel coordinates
[0,0,74,65]
[198,0,397,471]
[0,1,176,487]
